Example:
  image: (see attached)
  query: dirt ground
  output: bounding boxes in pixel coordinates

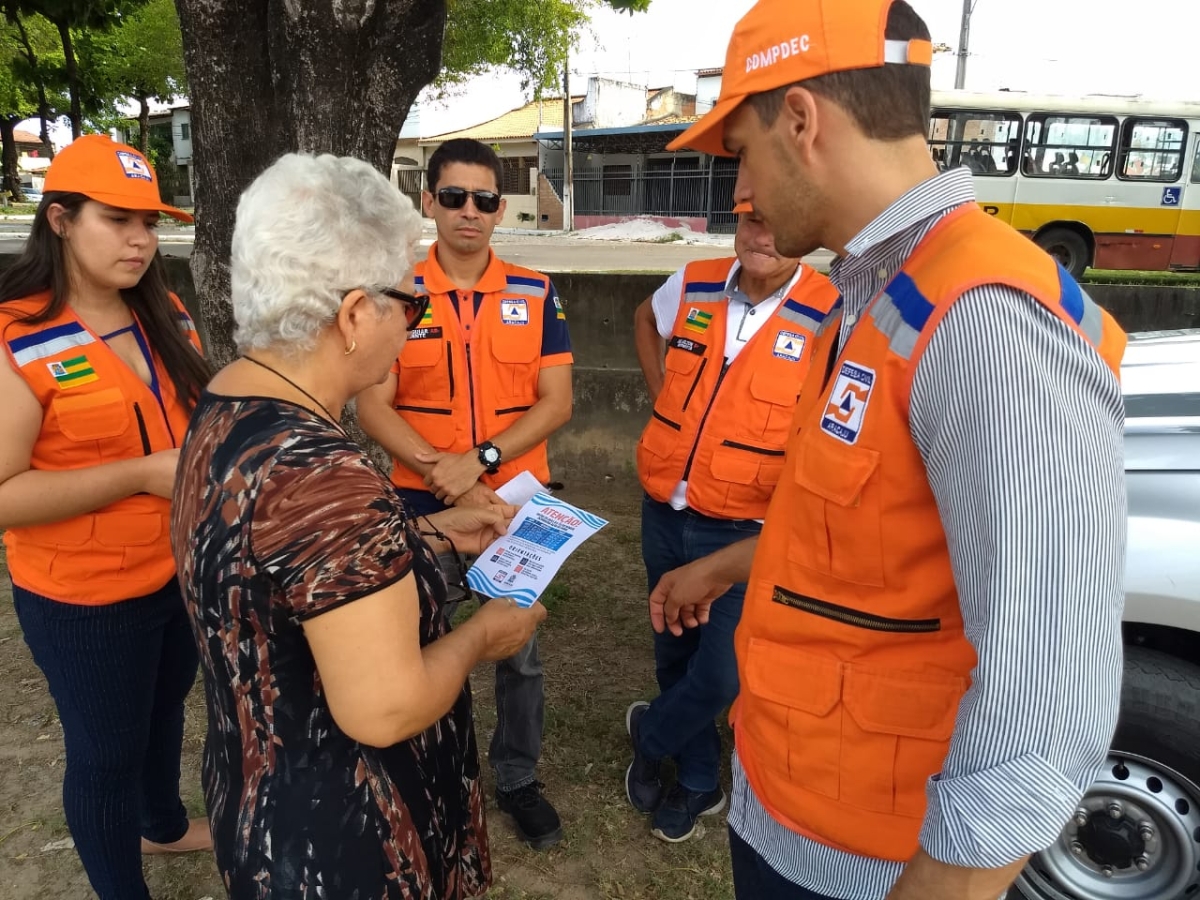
[0,482,737,900]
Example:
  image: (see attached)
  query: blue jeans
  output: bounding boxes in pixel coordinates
[638,496,761,794]
[13,579,199,900]
[399,487,544,791]
[730,827,839,899]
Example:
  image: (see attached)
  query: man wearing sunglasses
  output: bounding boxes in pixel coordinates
[358,137,573,852]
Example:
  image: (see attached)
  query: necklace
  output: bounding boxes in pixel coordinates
[241,355,343,431]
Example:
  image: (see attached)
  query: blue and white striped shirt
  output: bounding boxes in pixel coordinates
[727,167,1127,900]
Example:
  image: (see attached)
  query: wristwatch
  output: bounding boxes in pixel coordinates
[476,441,502,475]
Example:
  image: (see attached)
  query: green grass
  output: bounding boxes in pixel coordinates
[0,490,739,900]
[1085,268,1200,286]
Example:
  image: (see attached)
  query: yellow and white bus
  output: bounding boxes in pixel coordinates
[927,90,1200,277]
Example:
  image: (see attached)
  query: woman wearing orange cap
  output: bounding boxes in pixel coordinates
[0,135,212,900]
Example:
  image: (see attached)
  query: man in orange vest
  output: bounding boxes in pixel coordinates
[625,205,839,844]
[649,2,1127,898]
[358,138,573,850]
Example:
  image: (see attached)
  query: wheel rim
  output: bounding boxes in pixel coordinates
[1044,242,1077,271]
[1015,753,1200,900]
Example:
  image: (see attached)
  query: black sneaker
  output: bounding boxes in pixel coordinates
[650,783,726,843]
[495,781,563,850]
[625,701,663,814]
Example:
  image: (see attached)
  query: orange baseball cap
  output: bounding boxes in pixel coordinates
[669,0,933,156]
[43,134,194,223]
[733,201,754,214]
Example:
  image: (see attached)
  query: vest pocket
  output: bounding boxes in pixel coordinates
[749,367,803,437]
[51,388,130,442]
[791,430,885,587]
[742,637,843,800]
[663,345,704,413]
[397,336,450,405]
[744,633,964,818]
[840,664,963,816]
[710,441,785,488]
[636,411,682,495]
[490,324,541,407]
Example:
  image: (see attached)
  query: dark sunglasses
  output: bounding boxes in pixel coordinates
[436,186,501,214]
[379,287,430,331]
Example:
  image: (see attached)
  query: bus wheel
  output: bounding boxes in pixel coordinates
[1035,228,1090,279]
[1011,649,1200,900]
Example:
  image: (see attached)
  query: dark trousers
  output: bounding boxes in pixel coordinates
[399,487,544,791]
[638,496,761,793]
[730,827,840,899]
[13,579,199,900]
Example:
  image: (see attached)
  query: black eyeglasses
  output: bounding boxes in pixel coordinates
[379,287,430,331]
[435,186,502,214]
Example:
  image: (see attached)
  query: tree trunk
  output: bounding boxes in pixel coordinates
[138,96,150,156]
[13,15,55,159]
[0,117,24,202]
[55,18,82,140]
[174,0,447,372]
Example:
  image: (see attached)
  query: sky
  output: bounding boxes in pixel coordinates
[415,0,1200,136]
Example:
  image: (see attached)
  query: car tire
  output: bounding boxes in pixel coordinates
[1035,228,1091,279]
[1012,648,1200,900]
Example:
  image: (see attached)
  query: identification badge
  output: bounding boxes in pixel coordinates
[820,362,876,445]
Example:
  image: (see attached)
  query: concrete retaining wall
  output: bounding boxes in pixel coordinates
[5,254,1197,484]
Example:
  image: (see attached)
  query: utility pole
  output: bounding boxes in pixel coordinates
[562,51,574,233]
[954,0,972,90]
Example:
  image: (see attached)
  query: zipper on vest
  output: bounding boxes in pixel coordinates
[495,405,533,416]
[681,358,708,411]
[446,342,455,400]
[133,402,152,455]
[395,404,453,416]
[680,360,731,481]
[721,439,784,457]
[772,586,941,633]
[466,344,478,446]
[652,410,682,430]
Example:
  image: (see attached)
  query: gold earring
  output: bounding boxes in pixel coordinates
[344,340,357,356]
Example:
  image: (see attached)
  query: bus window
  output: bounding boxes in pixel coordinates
[1193,139,1200,183]
[929,110,1022,176]
[1119,118,1188,182]
[1023,114,1117,179]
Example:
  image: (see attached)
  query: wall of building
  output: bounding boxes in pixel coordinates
[171,109,192,163]
[575,77,648,129]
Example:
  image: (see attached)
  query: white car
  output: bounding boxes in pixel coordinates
[1015,330,1200,900]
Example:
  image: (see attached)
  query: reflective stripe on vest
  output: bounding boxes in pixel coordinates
[1,292,199,605]
[390,260,554,491]
[733,203,1127,861]
[637,257,841,520]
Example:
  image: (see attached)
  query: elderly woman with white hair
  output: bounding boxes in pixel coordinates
[170,153,545,900]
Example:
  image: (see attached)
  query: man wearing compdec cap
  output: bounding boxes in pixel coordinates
[650,1,1127,898]
[625,203,838,844]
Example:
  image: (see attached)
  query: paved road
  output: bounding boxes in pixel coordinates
[0,226,836,273]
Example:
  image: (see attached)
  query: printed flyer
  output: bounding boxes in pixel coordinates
[466,491,608,607]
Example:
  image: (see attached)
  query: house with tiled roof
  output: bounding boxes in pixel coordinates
[393,96,582,229]
[392,73,727,232]
[532,69,735,233]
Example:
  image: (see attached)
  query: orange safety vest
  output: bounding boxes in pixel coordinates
[733,204,1126,862]
[390,246,558,491]
[1,292,202,605]
[637,257,840,520]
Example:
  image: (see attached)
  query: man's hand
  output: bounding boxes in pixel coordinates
[649,556,733,636]
[424,503,519,556]
[416,450,486,505]
[453,482,505,509]
[884,851,1026,900]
